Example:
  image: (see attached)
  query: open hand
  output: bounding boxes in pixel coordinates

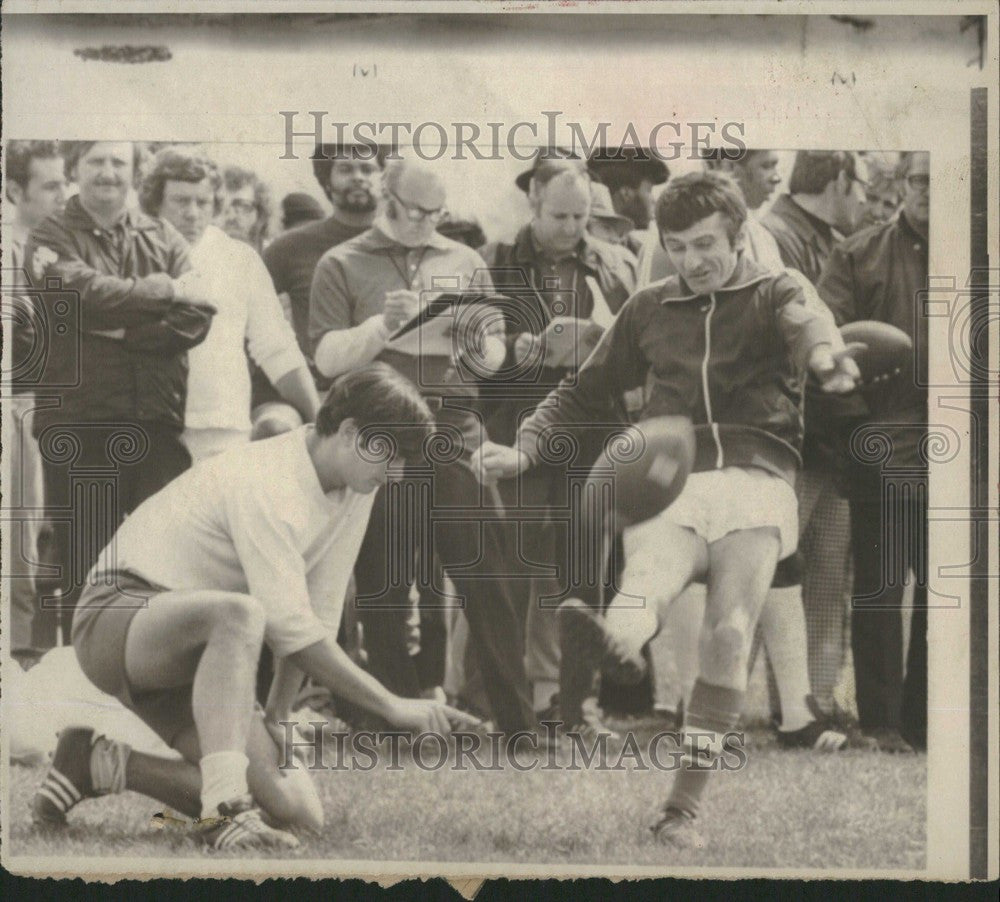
[809,342,862,394]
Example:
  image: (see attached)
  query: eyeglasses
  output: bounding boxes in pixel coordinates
[905,173,930,190]
[387,188,447,223]
[225,199,257,216]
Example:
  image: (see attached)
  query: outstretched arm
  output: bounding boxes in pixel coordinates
[288,636,480,736]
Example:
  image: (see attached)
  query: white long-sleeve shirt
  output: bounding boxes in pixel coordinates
[88,427,375,658]
[185,225,307,431]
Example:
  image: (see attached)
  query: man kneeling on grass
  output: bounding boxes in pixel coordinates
[33,363,478,851]
[472,171,860,847]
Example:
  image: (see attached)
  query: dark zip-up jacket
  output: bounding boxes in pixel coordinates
[518,255,840,487]
[23,196,191,435]
[817,212,928,467]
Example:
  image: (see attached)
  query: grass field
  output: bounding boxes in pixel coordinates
[6,718,925,871]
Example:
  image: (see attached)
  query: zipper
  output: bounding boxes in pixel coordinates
[701,293,724,468]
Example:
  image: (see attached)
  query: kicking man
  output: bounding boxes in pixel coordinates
[33,363,478,851]
[472,171,859,846]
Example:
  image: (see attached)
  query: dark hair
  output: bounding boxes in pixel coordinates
[280,192,324,230]
[316,363,434,460]
[700,148,768,169]
[221,165,273,246]
[655,170,747,242]
[4,141,62,197]
[894,151,926,181]
[311,143,389,193]
[788,151,859,196]
[63,141,147,186]
[139,146,221,216]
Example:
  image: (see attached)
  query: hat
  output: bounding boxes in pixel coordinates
[514,147,589,193]
[588,147,669,189]
[589,182,633,230]
[281,192,324,229]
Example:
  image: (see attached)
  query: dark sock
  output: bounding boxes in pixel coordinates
[667,679,744,818]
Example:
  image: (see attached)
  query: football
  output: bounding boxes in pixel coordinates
[593,415,695,528]
[839,320,913,385]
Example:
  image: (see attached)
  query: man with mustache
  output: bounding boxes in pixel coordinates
[264,143,388,359]
[23,140,215,641]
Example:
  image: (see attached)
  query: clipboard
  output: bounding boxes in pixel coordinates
[385,291,490,357]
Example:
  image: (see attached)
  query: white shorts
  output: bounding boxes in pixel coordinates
[623,466,799,563]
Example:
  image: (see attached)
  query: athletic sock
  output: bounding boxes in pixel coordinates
[199,750,250,819]
[89,735,131,795]
[667,679,744,818]
[603,596,659,662]
[532,680,559,714]
[758,585,814,731]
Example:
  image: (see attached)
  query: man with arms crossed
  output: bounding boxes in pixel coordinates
[474,171,859,845]
[33,364,476,850]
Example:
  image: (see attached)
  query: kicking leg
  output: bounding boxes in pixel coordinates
[558,521,707,730]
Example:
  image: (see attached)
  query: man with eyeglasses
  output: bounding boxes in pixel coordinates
[308,157,536,737]
[816,151,930,754]
[264,143,388,358]
[216,166,272,254]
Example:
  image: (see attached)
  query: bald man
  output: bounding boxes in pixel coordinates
[309,157,536,737]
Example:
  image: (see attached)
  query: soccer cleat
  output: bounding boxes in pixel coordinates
[198,795,300,851]
[650,806,704,849]
[776,718,849,752]
[558,598,648,685]
[32,727,99,826]
[776,695,872,752]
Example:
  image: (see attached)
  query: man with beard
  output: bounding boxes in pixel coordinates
[264,143,388,359]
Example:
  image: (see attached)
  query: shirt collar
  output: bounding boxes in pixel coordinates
[63,194,160,232]
[358,221,453,252]
[661,252,772,302]
[896,210,927,245]
[774,194,839,244]
[513,224,601,271]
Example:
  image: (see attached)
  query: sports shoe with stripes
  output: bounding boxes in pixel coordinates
[32,727,129,826]
[198,795,300,851]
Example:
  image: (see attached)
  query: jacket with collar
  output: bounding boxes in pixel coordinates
[480,225,636,331]
[518,254,839,487]
[23,195,191,434]
[761,193,842,285]
[478,226,636,445]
